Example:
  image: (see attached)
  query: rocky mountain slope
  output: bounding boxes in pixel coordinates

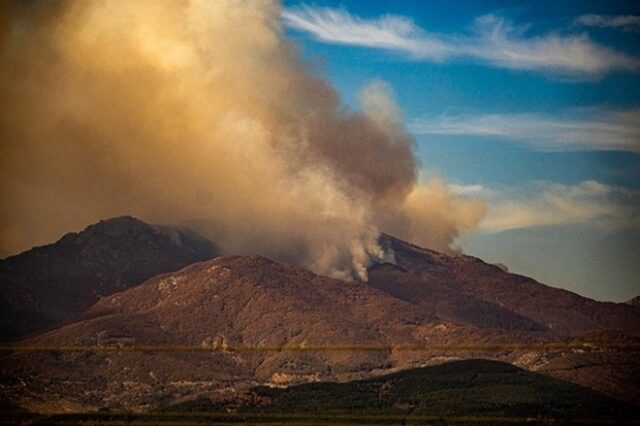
[0,216,217,341]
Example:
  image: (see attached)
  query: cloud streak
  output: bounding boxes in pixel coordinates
[283,6,640,78]
[575,14,640,32]
[282,6,450,60]
[450,181,640,233]
[409,109,640,153]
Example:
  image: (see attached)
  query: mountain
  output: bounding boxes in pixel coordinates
[0,255,540,412]
[1,223,638,413]
[0,216,217,341]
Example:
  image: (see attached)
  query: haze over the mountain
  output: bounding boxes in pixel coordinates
[0,216,217,341]
[1,217,638,412]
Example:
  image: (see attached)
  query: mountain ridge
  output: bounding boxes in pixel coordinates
[379,233,640,336]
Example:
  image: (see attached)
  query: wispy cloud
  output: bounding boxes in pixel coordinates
[282,6,450,60]
[575,14,640,32]
[282,6,640,78]
[449,181,640,233]
[409,109,640,153]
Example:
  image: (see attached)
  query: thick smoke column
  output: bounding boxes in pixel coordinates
[0,0,485,279]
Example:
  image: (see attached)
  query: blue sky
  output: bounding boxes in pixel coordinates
[282,0,640,301]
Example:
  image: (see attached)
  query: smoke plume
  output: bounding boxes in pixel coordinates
[0,0,485,279]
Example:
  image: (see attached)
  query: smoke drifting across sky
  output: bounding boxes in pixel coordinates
[0,0,484,279]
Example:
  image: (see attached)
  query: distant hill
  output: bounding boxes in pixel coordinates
[169,359,636,421]
[0,216,217,341]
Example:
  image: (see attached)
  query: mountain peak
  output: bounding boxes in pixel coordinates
[86,215,149,232]
[58,216,153,243]
[0,216,217,341]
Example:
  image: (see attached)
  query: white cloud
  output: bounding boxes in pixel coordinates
[451,181,640,233]
[463,15,639,76]
[409,109,640,153]
[575,14,640,32]
[447,183,491,197]
[281,6,450,60]
[282,6,640,78]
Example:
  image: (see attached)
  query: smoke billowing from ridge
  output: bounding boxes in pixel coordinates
[0,0,485,279]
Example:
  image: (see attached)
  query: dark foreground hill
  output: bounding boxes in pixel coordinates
[167,359,636,421]
[0,216,217,341]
